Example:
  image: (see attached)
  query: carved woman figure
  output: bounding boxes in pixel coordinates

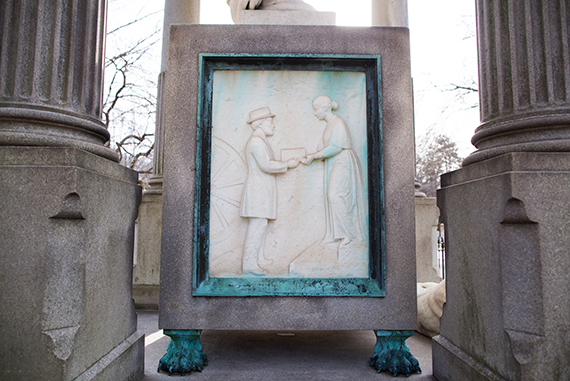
[302,95,366,245]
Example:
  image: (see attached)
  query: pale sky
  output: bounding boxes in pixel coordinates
[107,0,479,157]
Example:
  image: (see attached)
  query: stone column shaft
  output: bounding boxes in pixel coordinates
[0,0,116,160]
[466,0,570,165]
[160,0,200,72]
[371,0,408,27]
[148,0,200,191]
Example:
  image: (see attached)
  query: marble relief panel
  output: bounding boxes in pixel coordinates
[208,70,369,278]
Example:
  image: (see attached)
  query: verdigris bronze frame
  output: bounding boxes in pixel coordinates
[193,53,384,297]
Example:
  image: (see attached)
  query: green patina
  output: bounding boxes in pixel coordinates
[158,330,207,376]
[370,330,421,377]
[194,53,385,297]
[194,277,384,297]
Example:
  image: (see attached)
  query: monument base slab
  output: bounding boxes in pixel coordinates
[75,331,144,381]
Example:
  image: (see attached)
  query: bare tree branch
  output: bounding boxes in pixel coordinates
[103,5,162,182]
[107,9,163,35]
[446,83,478,93]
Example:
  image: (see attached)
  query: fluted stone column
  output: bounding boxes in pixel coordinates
[465,0,570,166]
[434,1,570,379]
[371,0,408,27]
[0,1,143,379]
[0,0,117,161]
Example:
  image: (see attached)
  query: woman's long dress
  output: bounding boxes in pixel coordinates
[321,115,367,244]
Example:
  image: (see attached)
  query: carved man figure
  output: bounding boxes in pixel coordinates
[240,107,299,275]
[227,0,316,23]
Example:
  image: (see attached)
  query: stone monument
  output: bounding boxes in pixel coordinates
[0,1,143,379]
[433,0,570,379]
[157,2,419,376]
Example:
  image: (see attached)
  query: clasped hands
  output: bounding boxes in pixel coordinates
[287,154,315,169]
[300,154,314,165]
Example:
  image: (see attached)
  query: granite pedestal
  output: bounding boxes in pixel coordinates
[434,152,570,380]
[160,24,416,334]
[0,147,144,380]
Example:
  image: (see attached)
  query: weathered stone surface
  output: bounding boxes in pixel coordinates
[0,0,117,161]
[415,196,442,283]
[148,0,201,193]
[160,25,416,331]
[0,147,143,380]
[1,1,145,379]
[434,1,570,379]
[371,0,408,27]
[75,331,144,381]
[133,192,162,309]
[434,152,570,380]
[465,0,570,165]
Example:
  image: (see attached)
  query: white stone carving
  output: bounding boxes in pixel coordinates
[209,138,247,245]
[302,95,367,245]
[208,70,368,278]
[227,0,316,23]
[290,96,369,277]
[417,280,446,337]
[240,107,300,276]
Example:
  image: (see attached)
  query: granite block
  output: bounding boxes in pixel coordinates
[0,147,143,380]
[434,152,570,380]
[160,25,416,331]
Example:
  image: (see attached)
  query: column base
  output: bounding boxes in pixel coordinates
[369,330,421,376]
